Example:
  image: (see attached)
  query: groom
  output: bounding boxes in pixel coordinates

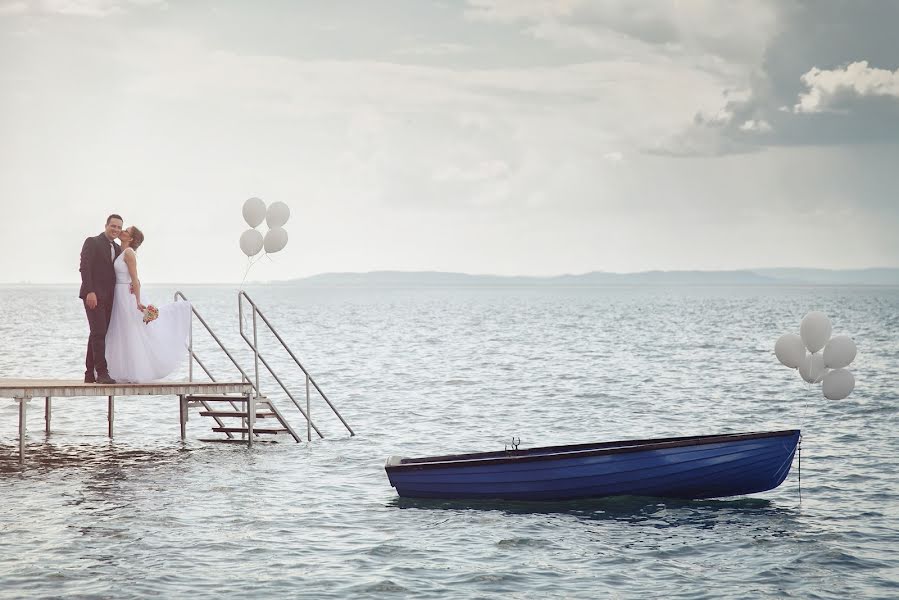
[79,214,123,384]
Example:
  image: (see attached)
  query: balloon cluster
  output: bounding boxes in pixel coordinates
[239,197,290,257]
[775,311,857,400]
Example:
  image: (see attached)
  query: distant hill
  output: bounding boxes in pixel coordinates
[751,268,899,285]
[283,268,899,287]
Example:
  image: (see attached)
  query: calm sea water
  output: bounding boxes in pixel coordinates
[1,284,897,599]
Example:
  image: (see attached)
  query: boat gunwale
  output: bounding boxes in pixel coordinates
[385,429,800,472]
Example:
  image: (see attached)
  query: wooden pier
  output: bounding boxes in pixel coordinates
[1,378,255,461]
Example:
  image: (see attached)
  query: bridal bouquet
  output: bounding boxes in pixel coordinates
[142,305,159,324]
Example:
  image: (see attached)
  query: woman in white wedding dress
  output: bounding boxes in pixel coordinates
[106,226,192,383]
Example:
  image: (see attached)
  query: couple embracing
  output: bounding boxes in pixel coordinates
[79,214,191,384]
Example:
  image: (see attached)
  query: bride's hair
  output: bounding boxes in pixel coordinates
[129,226,145,250]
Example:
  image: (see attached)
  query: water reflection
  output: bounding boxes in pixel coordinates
[389,494,799,529]
[0,441,192,475]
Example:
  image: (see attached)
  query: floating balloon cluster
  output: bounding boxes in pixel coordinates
[239,197,290,257]
[775,311,857,400]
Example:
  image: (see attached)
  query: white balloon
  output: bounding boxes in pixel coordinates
[823,335,857,369]
[822,368,855,400]
[239,228,264,257]
[263,227,288,253]
[798,352,828,384]
[266,201,290,228]
[774,333,805,369]
[800,311,832,354]
[242,197,267,228]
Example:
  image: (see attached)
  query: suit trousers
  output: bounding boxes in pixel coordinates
[84,293,114,376]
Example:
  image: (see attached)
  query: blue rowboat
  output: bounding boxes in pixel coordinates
[385,430,800,501]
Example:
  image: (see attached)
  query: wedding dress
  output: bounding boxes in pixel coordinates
[106,251,191,383]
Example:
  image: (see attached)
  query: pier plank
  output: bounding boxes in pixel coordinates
[0,378,252,399]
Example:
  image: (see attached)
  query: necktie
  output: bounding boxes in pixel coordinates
[110,241,115,262]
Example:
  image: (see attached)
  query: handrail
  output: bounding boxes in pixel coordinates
[175,292,256,389]
[174,291,253,439]
[174,290,301,440]
[238,290,354,438]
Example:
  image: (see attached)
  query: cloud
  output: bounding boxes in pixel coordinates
[0,0,164,18]
[105,33,729,210]
[464,0,573,24]
[656,1,899,156]
[0,17,731,223]
[465,0,776,66]
[738,119,772,132]
[111,29,725,147]
[395,42,472,57]
[2,1,898,281]
[433,159,510,183]
[0,2,27,15]
[794,60,899,113]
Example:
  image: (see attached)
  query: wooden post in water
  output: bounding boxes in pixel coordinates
[108,395,115,438]
[44,396,51,434]
[18,397,26,461]
[179,395,186,441]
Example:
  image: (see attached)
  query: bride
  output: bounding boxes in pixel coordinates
[106,226,192,383]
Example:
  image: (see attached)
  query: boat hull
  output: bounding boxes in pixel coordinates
[385,430,800,501]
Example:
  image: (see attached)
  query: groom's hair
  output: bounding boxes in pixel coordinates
[106,214,123,225]
[129,226,145,250]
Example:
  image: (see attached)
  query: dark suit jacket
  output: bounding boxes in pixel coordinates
[79,233,121,300]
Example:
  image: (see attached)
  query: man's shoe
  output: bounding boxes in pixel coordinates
[96,374,116,385]
[84,371,96,383]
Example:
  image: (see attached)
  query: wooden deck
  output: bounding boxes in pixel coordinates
[0,378,251,399]
[2,378,255,462]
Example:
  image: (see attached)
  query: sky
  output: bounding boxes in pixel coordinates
[1,0,898,284]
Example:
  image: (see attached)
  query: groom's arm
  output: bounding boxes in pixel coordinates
[79,237,96,307]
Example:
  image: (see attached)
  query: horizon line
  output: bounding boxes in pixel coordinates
[4,266,899,286]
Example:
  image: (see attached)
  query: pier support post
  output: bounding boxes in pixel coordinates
[179,395,186,441]
[247,392,255,447]
[45,397,51,435]
[108,395,114,438]
[17,397,26,462]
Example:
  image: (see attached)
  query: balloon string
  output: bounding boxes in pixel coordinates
[799,349,818,429]
[798,371,813,430]
[239,252,267,291]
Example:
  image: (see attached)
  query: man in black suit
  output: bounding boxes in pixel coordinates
[79,214,123,384]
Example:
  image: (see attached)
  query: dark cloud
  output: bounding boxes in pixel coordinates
[659,0,899,155]
[465,0,775,66]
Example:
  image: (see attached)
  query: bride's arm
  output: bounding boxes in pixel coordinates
[123,249,145,311]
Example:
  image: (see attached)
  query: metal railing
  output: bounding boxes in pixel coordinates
[173,290,353,441]
[238,291,355,440]
[175,291,259,439]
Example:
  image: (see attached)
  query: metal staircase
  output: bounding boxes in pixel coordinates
[174,290,354,443]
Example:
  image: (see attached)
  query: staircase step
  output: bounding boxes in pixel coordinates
[186,395,268,402]
[199,411,276,418]
[211,427,287,434]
